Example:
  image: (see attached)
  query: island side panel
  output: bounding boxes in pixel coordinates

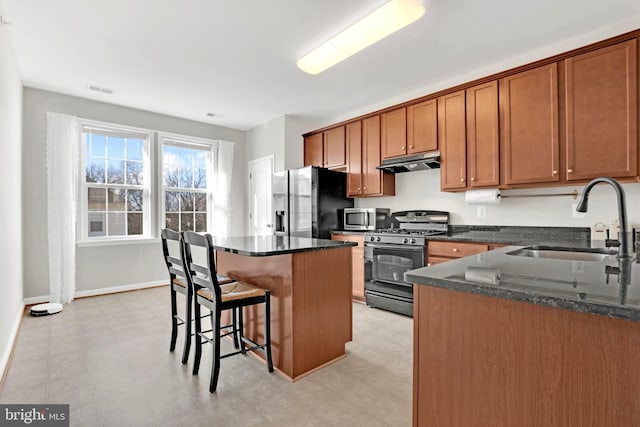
[291,247,353,378]
[413,285,640,427]
[216,251,294,378]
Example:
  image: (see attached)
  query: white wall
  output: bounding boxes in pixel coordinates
[22,88,247,299]
[246,116,285,171]
[356,170,640,230]
[0,0,25,378]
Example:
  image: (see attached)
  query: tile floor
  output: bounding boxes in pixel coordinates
[0,287,412,426]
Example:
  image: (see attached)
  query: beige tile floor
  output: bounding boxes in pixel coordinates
[0,287,412,426]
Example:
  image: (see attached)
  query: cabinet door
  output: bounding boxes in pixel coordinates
[467,81,500,187]
[323,126,346,169]
[565,39,638,181]
[346,121,363,196]
[352,247,365,301]
[407,99,438,154]
[304,134,323,167]
[363,116,382,195]
[501,63,559,185]
[381,108,407,159]
[439,90,467,190]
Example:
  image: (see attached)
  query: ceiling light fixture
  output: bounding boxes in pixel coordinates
[296,0,426,75]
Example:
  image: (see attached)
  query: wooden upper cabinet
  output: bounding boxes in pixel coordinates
[323,126,346,169]
[346,121,363,196]
[438,90,467,190]
[564,39,638,181]
[500,63,559,185]
[381,108,407,159]
[363,115,395,196]
[466,81,500,188]
[303,133,323,167]
[407,99,438,154]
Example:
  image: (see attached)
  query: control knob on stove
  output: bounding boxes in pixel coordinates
[411,238,416,244]
[370,236,375,242]
[402,238,408,244]
[376,236,381,242]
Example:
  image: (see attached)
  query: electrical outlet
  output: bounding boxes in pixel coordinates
[572,202,585,218]
[477,206,486,219]
[572,261,585,274]
[476,252,487,265]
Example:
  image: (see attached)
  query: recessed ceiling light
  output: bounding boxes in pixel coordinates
[88,84,114,95]
[296,0,426,75]
[205,112,216,117]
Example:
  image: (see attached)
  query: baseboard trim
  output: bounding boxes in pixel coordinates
[0,303,25,391]
[23,280,168,306]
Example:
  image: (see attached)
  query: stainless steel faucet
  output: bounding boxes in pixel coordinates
[576,177,632,260]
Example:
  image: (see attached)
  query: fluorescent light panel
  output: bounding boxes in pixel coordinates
[297,0,426,75]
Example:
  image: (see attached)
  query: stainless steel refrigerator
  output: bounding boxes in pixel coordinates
[273,166,354,239]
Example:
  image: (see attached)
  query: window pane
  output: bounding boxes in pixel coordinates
[87,158,106,183]
[165,191,179,212]
[180,192,194,211]
[194,168,206,189]
[163,145,179,165]
[179,147,193,167]
[180,167,193,188]
[195,194,206,212]
[127,190,143,211]
[165,213,179,231]
[88,212,106,237]
[126,161,144,185]
[107,212,126,236]
[180,213,194,232]
[195,213,207,232]
[127,213,143,235]
[107,188,126,211]
[91,134,106,157]
[108,137,125,159]
[127,139,144,161]
[108,159,125,184]
[194,149,207,168]
[88,188,106,211]
[163,166,180,187]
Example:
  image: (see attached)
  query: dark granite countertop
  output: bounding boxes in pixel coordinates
[211,235,356,256]
[406,245,640,322]
[430,226,591,248]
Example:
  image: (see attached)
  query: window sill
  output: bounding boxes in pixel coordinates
[77,237,160,248]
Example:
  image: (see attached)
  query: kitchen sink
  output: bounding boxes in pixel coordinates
[506,246,618,262]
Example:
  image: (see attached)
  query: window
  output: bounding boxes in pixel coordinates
[160,135,213,233]
[80,123,151,240]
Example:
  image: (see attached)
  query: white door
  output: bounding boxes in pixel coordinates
[248,156,274,236]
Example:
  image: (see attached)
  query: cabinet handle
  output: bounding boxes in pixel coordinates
[427,263,432,267]
[552,170,558,175]
[357,187,360,190]
[363,187,367,190]
[568,169,574,173]
[460,178,465,182]
[409,145,414,148]
[471,177,476,181]
[453,248,459,253]
[401,146,405,150]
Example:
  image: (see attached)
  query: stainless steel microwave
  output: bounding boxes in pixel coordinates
[343,208,390,231]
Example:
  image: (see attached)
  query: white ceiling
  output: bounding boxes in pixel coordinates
[3,0,640,131]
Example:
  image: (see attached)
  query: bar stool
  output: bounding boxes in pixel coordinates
[182,231,274,393]
[160,229,236,364]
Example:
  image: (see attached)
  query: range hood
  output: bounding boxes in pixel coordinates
[376,151,441,173]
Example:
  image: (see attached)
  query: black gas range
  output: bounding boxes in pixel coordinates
[363,210,449,317]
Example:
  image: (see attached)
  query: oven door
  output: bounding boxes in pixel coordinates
[368,243,425,287]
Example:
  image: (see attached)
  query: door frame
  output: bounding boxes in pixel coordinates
[247,155,274,236]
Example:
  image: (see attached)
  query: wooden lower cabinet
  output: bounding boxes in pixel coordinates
[427,240,508,265]
[413,285,640,426]
[331,234,365,301]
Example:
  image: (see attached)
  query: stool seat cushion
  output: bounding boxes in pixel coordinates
[197,281,266,303]
[172,278,187,288]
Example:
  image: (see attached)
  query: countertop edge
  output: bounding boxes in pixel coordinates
[215,241,357,257]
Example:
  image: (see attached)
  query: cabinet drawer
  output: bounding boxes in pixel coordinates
[428,241,489,258]
[427,256,451,266]
[331,234,364,247]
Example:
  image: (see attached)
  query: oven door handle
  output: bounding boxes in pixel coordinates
[365,243,425,251]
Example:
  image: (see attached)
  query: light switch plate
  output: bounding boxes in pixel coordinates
[477,206,486,219]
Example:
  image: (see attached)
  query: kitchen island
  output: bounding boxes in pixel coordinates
[211,235,356,380]
[405,245,640,427]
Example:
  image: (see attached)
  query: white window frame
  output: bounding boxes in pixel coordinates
[158,132,217,234]
[78,119,153,242]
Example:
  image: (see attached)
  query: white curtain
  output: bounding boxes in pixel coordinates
[211,141,235,237]
[46,113,79,304]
